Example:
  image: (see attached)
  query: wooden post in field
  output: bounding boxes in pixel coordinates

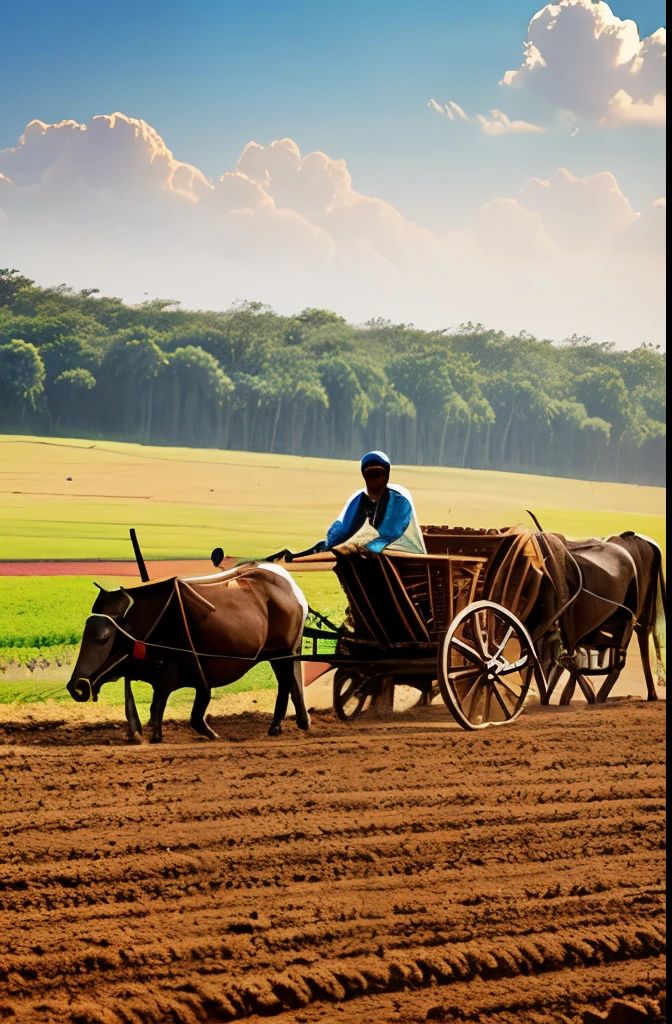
[129,528,150,582]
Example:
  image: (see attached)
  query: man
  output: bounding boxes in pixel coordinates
[306,450,426,557]
[210,451,424,568]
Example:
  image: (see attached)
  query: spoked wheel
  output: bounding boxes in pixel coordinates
[438,600,545,730]
[333,667,380,722]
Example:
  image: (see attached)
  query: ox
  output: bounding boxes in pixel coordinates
[528,531,665,704]
[66,563,310,743]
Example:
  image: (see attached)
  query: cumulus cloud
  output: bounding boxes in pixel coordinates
[519,167,638,250]
[0,112,664,346]
[474,198,558,257]
[502,0,666,126]
[1,114,210,200]
[234,137,462,269]
[613,198,666,254]
[429,98,545,134]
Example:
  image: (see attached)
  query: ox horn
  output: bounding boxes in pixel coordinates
[118,587,135,617]
[526,510,544,532]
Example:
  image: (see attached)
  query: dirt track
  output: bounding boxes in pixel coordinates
[0,700,666,1024]
[0,559,238,577]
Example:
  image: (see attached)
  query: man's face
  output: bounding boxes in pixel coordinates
[363,467,388,499]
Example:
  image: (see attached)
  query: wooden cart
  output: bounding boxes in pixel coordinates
[299,526,549,730]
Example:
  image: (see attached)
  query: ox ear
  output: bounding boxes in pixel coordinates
[93,581,107,592]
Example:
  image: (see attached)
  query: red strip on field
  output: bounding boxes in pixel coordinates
[0,558,238,577]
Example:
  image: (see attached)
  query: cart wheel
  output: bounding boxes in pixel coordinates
[333,668,379,722]
[438,600,544,730]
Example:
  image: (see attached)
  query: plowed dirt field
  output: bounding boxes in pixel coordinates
[0,700,665,1024]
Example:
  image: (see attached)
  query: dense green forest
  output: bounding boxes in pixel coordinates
[0,269,665,485]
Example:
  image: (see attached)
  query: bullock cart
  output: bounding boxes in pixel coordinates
[297,526,551,730]
[297,525,666,725]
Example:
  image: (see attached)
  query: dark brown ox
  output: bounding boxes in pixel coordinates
[66,564,310,743]
[527,532,665,704]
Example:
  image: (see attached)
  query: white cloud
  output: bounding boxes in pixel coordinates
[448,101,469,121]
[502,0,666,126]
[613,198,666,254]
[429,99,545,134]
[474,198,558,257]
[0,112,664,346]
[476,110,546,135]
[602,88,667,127]
[234,137,461,270]
[1,114,211,200]
[519,167,638,250]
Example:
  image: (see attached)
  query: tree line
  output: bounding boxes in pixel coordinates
[0,269,665,485]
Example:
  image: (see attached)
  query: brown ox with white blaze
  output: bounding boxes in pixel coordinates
[66,564,310,743]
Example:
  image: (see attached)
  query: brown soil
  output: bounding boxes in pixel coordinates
[0,700,665,1024]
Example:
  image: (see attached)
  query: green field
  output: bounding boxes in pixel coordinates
[0,435,665,560]
[0,434,665,706]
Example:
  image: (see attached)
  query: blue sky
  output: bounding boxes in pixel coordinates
[1,0,665,231]
[0,1,665,345]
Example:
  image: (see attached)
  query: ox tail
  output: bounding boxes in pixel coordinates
[636,535,667,685]
[652,550,666,684]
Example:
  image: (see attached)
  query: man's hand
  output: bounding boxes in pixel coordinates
[264,548,291,563]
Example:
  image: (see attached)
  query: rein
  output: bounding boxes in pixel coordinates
[90,612,278,663]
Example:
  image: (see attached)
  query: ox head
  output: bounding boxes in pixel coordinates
[66,584,137,703]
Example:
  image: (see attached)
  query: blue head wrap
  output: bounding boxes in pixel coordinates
[360,450,391,475]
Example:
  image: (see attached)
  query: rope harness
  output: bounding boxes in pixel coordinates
[532,536,637,645]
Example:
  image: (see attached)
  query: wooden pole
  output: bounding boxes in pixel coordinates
[129,528,150,582]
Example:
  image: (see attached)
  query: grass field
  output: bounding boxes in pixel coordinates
[1,434,665,706]
[0,435,665,560]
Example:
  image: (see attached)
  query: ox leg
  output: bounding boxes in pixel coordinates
[149,687,169,744]
[561,664,596,705]
[289,660,310,732]
[124,676,144,744]
[269,661,292,736]
[637,628,659,702]
[544,664,564,704]
[559,672,577,705]
[190,686,219,740]
[574,672,597,704]
[596,668,622,703]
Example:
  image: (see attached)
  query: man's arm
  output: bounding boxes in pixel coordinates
[267,490,365,561]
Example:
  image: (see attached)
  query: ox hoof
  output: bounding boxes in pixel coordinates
[127,731,144,745]
[268,723,283,737]
[296,713,311,731]
[191,721,219,740]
